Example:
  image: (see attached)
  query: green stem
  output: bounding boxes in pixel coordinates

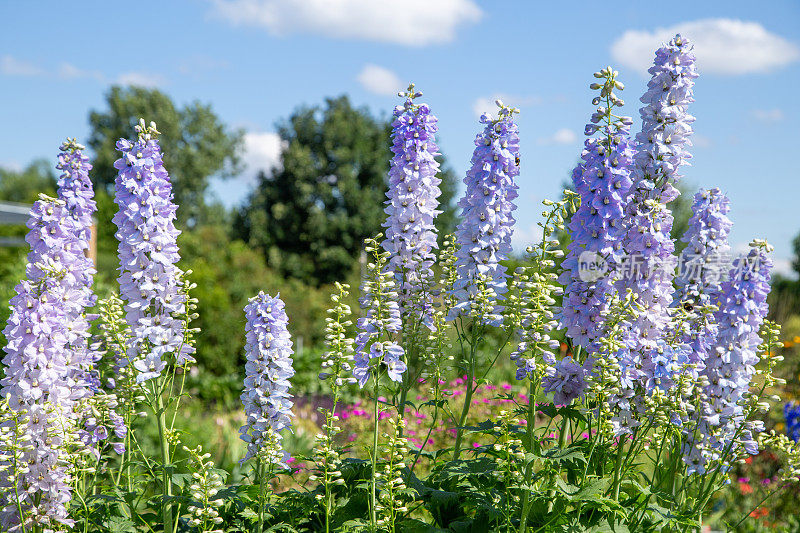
[256,459,266,533]
[156,396,173,533]
[453,325,479,460]
[611,437,626,501]
[370,377,380,531]
[519,382,539,532]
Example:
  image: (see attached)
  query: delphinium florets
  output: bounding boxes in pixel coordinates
[686,240,773,471]
[449,100,520,326]
[239,292,295,466]
[786,402,800,443]
[56,139,126,453]
[675,188,732,365]
[382,83,442,330]
[614,34,698,412]
[353,236,405,387]
[560,67,633,352]
[0,196,88,530]
[112,119,194,383]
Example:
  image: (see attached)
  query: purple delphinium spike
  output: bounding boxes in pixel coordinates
[382,84,442,330]
[675,188,732,373]
[542,356,590,407]
[112,120,194,383]
[785,402,800,443]
[0,197,85,530]
[615,34,697,400]
[448,101,520,326]
[239,292,295,466]
[560,67,633,352]
[55,139,99,393]
[684,240,772,473]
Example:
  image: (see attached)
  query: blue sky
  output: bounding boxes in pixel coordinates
[1,0,798,276]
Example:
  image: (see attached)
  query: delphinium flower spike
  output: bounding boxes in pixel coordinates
[112,119,194,382]
[615,34,697,405]
[559,67,633,352]
[785,402,800,443]
[684,240,773,472]
[449,100,520,326]
[55,138,124,451]
[0,195,88,530]
[382,83,442,330]
[239,292,295,466]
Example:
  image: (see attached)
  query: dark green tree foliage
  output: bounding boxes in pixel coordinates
[178,224,330,378]
[0,159,57,203]
[235,95,458,286]
[88,85,243,224]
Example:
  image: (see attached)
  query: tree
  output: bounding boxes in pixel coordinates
[88,85,243,224]
[234,95,458,286]
[0,159,56,203]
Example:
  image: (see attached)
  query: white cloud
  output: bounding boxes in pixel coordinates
[611,19,800,75]
[751,108,784,123]
[210,0,482,46]
[471,93,542,118]
[773,257,797,279]
[0,55,43,77]
[242,131,285,182]
[357,64,402,96]
[116,71,165,88]
[537,128,578,146]
[693,134,713,148]
[58,63,104,82]
[511,222,544,254]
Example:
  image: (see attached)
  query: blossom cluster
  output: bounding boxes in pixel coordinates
[112,120,194,382]
[612,35,698,418]
[675,188,732,375]
[560,66,634,351]
[0,197,88,529]
[449,101,520,325]
[382,84,442,328]
[239,292,295,465]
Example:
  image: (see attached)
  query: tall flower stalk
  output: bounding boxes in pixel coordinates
[112,119,195,532]
[450,100,520,460]
[559,67,633,353]
[0,195,89,530]
[314,282,355,532]
[614,34,698,430]
[239,291,295,533]
[382,83,443,431]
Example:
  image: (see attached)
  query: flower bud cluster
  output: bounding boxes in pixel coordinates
[184,445,225,532]
[353,237,405,387]
[376,416,410,530]
[508,197,571,381]
[319,282,356,389]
